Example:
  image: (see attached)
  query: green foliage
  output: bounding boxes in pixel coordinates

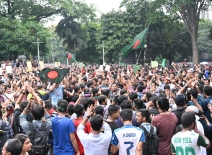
[198,20,212,61]
[0,17,51,60]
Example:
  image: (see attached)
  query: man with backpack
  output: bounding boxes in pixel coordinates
[136,109,159,155]
[19,89,52,155]
[0,105,14,155]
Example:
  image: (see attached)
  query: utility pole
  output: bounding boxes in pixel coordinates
[32,38,44,61]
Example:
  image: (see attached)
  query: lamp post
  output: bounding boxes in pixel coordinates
[32,38,44,61]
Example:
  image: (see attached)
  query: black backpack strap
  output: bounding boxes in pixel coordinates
[139,125,148,135]
[40,123,47,132]
[28,122,35,131]
[150,125,154,134]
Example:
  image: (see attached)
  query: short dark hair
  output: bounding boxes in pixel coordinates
[14,134,29,148]
[108,104,120,116]
[95,106,104,116]
[98,95,107,105]
[87,98,95,107]
[68,104,74,115]
[164,85,170,90]
[137,85,144,92]
[90,114,103,131]
[79,97,88,110]
[31,104,44,120]
[73,104,84,117]
[20,101,28,111]
[57,99,68,113]
[5,139,22,155]
[120,89,127,95]
[204,86,212,96]
[120,109,133,121]
[101,89,110,97]
[74,86,81,93]
[157,97,169,111]
[137,109,150,121]
[44,100,52,110]
[133,99,144,109]
[190,89,198,98]
[117,95,127,105]
[145,92,152,101]
[197,84,204,93]
[128,92,137,101]
[150,96,158,107]
[120,100,132,110]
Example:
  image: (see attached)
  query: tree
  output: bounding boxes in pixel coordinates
[0,17,51,60]
[198,20,212,61]
[149,0,212,64]
[55,14,87,57]
[0,0,71,21]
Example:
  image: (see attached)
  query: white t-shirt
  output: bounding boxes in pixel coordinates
[171,131,209,155]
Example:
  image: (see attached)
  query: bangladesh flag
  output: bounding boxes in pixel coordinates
[67,52,77,63]
[121,28,148,58]
[38,68,69,84]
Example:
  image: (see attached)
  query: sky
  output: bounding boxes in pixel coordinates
[45,0,122,27]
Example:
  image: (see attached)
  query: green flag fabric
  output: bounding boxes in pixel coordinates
[38,68,69,84]
[121,28,148,58]
[161,59,166,67]
[133,65,140,74]
[67,52,77,63]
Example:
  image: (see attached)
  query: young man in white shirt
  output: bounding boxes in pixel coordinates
[77,105,112,155]
[111,109,145,155]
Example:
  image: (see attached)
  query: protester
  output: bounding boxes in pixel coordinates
[111,109,145,155]
[14,134,32,155]
[171,112,211,155]
[152,97,178,155]
[1,60,212,154]
[1,139,22,155]
[77,105,112,155]
[51,99,80,155]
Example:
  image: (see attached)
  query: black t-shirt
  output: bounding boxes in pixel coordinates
[105,121,119,155]
[149,107,160,116]
[172,107,186,126]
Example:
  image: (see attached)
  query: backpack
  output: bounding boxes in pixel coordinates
[27,122,48,155]
[0,120,7,155]
[139,125,159,155]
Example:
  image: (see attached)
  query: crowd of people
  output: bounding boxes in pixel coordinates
[0,60,212,155]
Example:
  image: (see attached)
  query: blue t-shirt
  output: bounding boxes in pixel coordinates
[50,86,64,106]
[51,116,75,155]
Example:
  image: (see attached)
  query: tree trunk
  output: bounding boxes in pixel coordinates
[74,43,76,58]
[191,32,198,64]
[68,44,71,52]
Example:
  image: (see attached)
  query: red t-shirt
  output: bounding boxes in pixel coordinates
[74,118,92,155]
[152,113,177,155]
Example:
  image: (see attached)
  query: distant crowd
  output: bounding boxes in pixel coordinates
[0,59,212,155]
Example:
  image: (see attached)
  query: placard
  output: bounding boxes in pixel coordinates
[151,61,158,68]
[6,66,12,73]
[39,61,44,70]
[27,61,32,72]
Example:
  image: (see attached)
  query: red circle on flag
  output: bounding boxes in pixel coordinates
[68,54,72,60]
[133,40,141,49]
[47,70,58,79]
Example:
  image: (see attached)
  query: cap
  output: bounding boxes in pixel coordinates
[181,112,196,125]
[175,94,185,105]
[186,105,199,114]
[6,104,13,111]
[209,100,212,105]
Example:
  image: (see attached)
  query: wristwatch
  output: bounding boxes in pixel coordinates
[86,115,91,119]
